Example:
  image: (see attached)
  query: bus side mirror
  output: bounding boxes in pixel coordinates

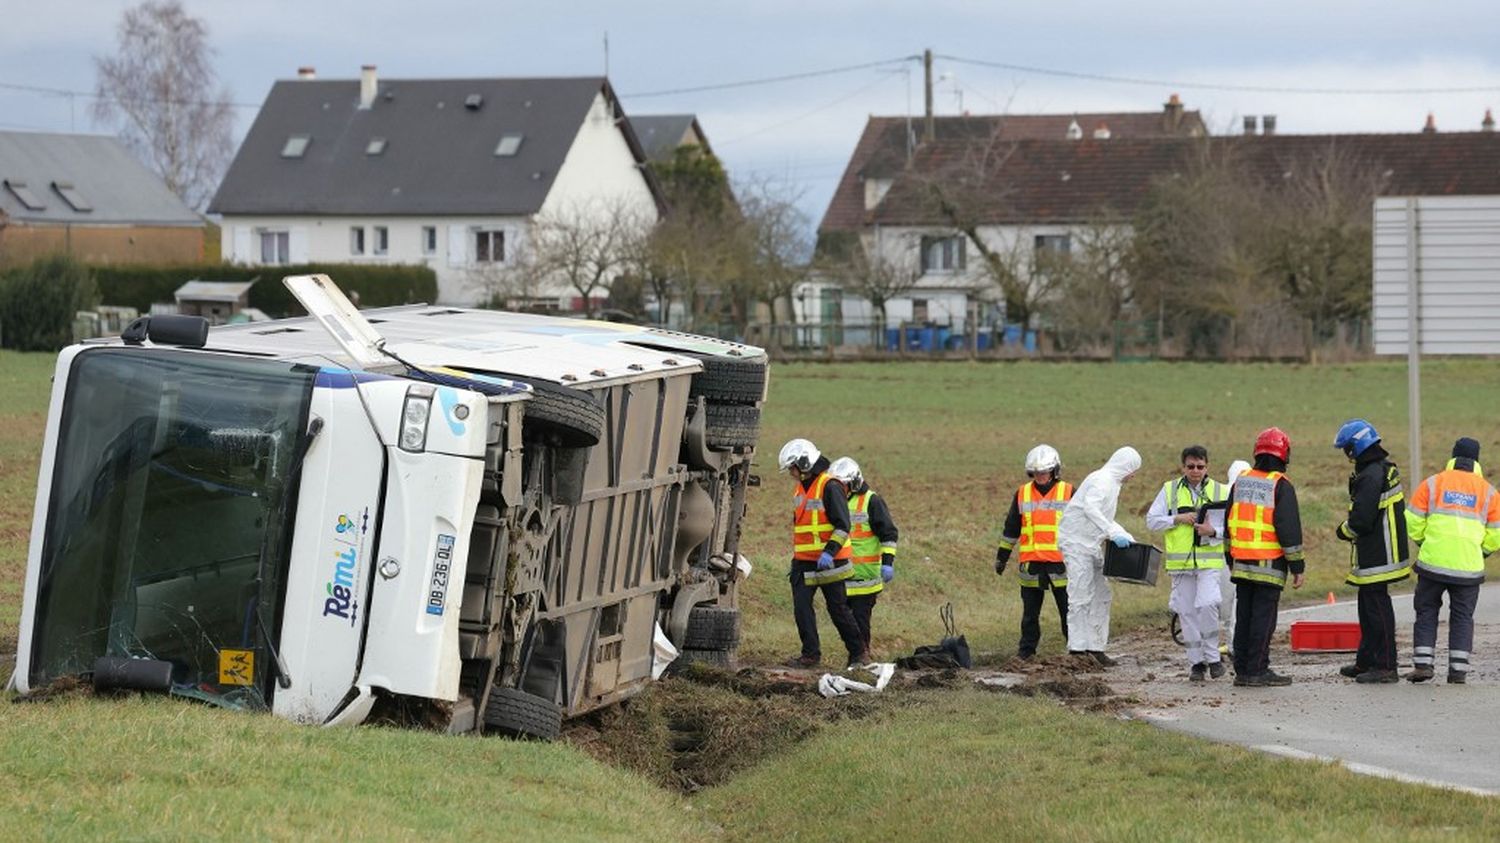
[121,315,210,348]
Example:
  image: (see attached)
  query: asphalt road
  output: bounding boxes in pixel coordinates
[1124,583,1500,796]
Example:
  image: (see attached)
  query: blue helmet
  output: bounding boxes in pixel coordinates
[1333,419,1380,457]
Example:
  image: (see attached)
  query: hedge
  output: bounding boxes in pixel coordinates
[0,256,98,351]
[93,263,438,317]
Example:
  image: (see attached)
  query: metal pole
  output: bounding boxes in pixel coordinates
[1405,197,1422,477]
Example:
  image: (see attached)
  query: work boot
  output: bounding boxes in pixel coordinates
[846,651,870,669]
[1405,665,1435,683]
[1208,661,1226,680]
[1448,671,1468,685]
[1339,663,1367,678]
[1189,663,1206,682]
[785,654,821,669]
[1233,673,1268,687]
[1089,651,1118,667]
[1016,650,1036,662]
[1261,670,1293,687]
[1355,669,1399,684]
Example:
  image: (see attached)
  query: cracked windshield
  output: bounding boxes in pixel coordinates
[31,349,315,708]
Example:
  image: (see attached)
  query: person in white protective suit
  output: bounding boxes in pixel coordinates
[1221,459,1251,655]
[1059,446,1141,666]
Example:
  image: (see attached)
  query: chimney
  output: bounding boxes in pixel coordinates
[1092,121,1111,140]
[1483,109,1495,132]
[1262,114,1277,136]
[297,66,316,80]
[359,64,377,110]
[1066,118,1082,140]
[1423,112,1437,134]
[1163,93,1184,131]
[1243,115,1258,135]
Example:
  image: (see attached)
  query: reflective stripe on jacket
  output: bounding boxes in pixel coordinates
[1407,460,1500,584]
[1018,480,1072,562]
[1340,461,1412,586]
[1228,470,1299,588]
[846,491,884,596]
[1017,561,1067,590]
[1162,477,1227,571]
[794,472,852,584]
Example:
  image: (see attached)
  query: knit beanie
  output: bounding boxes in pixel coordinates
[1452,437,1481,461]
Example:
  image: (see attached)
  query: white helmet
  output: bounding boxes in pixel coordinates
[1025,444,1062,477]
[1226,459,1251,485]
[828,456,862,488]
[778,438,820,472]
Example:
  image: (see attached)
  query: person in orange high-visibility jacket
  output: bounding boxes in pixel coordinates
[1404,437,1500,684]
[778,438,867,669]
[995,445,1072,660]
[829,457,899,655]
[1227,427,1306,687]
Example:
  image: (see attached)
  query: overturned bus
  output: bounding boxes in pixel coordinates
[11,275,765,739]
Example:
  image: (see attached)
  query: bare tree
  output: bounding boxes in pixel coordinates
[822,230,922,338]
[1037,221,1133,353]
[500,199,652,317]
[92,1,234,210]
[736,178,813,330]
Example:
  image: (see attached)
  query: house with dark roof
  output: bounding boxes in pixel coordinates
[210,68,663,306]
[0,131,204,268]
[813,99,1500,335]
[628,114,715,163]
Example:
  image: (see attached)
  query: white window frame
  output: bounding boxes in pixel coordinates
[258,228,290,265]
[474,228,505,264]
[372,225,389,257]
[421,225,437,256]
[920,235,966,274]
[350,226,366,256]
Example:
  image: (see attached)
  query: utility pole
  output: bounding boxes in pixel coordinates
[923,48,935,142]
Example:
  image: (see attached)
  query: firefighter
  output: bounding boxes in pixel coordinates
[778,438,868,669]
[829,457,898,656]
[1147,445,1229,681]
[1332,419,1411,684]
[1227,427,1305,687]
[994,445,1072,660]
[1060,446,1141,666]
[1404,437,1500,684]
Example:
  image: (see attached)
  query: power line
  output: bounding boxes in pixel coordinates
[937,54,1500,96]
[718,72,898,146]
[0,80,262,109]
[620,56,918,99]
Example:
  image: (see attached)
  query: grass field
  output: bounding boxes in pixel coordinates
[5,350,1500,841]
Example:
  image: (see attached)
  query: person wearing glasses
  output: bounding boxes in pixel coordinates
[1147,445,1230,681]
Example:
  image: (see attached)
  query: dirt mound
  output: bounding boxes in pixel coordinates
[563,664,897,793]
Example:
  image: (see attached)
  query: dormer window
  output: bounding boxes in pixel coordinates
[494,134,524,157]
[281,135,311,158]
[53,181,92,212]
[4,179,45,210]
[365,137,387,156]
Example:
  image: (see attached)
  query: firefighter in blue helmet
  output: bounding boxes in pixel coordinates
[1332,419,1412,684]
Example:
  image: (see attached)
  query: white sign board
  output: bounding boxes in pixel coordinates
[1374,195,1500,355]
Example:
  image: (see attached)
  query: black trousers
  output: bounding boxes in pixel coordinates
[1232,581,1283,677]
[1019,579,1069,657]
[848,592,878,652]
[791,561,865,660]
[1355,581,1398,672]
[1413,576,1481,673]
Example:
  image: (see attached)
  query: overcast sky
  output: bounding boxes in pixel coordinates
[4,1,1497,227]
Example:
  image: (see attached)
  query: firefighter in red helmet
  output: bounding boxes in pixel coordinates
[1225,428,1307,686]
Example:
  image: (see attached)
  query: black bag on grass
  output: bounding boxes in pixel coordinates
[896,603,972,670]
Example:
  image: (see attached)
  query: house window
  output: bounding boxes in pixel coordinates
[52,181,92,212]
[373,226,389,256]
[494,134,524,157]
[365,137,387,156]
[258,230,289,264]
[350,226,366,256]
[281,135,311,158]
[475,229,505,263]
[920,235,966,273]
[4,179,45,211]
[912,298,929,324]
[1034,234,1072,256]
[422,226,437,255]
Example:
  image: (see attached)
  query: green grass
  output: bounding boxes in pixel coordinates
[6,351,1500,839]
[736,359,1500,663]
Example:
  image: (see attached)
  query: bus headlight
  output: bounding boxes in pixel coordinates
[400,385,433,452]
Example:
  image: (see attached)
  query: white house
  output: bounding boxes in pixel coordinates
[210,68,663,306]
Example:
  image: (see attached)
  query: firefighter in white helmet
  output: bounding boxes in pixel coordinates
[994,445,1073,659]
[778,439,867,668]
[828,457,899,656]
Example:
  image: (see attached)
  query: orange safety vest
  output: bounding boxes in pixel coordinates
[1228,470,1285,561]
[1018,481,1073,563]
[793,473,853,562]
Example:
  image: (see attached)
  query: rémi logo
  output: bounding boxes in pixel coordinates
[323,546,358,624]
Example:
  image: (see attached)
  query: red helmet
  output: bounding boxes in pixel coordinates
[1253,427,1291,462]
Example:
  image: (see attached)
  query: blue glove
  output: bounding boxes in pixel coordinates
[1112,535,1131,549]
[881,564,895,583]
[816,551,835,571]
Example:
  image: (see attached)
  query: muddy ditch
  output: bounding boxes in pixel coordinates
[562,655,1138,793]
